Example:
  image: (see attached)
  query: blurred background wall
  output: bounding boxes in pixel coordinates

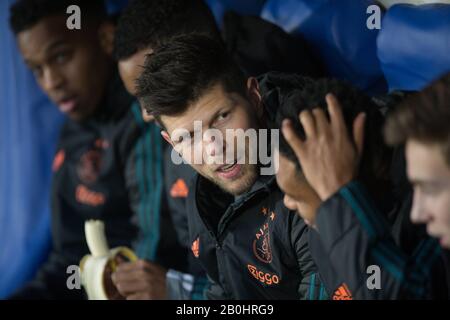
[0,0,65,298]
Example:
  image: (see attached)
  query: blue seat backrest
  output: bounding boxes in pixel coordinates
[377,3,450,91]
[261,0,388,94]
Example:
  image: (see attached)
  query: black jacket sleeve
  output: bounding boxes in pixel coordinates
[309,180,443,299]
[290,213,328,300]
[163,148,197,247]
[123,105,188,271]
[124,105,207,299]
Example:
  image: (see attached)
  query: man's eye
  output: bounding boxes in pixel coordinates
[54,52,70,64]
[421,185,441,196]
[217,111,230,121]
[55,54,66,63]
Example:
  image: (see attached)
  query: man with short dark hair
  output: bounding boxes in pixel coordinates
[277,76,449,299]
[384,73,450,298]
[9,0,186,299]
[111,0,220,300]
[112,0,324,300]
[385,72,450,248]
[136,34,325,300]
[275,79,388,225]
[114,0,221,103]
[113,0,322,117]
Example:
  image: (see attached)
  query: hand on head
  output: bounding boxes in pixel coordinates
[281,94,366,224]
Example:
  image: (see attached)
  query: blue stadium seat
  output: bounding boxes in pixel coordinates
[0,0,65,298]
[106,0,129,15]
[261,0,388,94]
[205,0,267,28]
[377,4,450,91]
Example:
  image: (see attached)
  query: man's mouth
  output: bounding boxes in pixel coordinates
[216,161,242,179]
[57,96,78,114]
[427,226,450,248]
[439,234,450,248]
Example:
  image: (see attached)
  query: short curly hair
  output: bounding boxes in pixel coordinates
[113,0,220,61]
[9,0,106,35]
[275,78,389,182]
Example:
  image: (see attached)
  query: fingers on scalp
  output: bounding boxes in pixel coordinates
[326,93,345,130]
[312,107,328,132]
[299,110,316,137]
[281,119,298,143]
[353,112,366,156]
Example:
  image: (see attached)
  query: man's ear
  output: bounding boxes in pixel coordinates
[161,131,174,147]
[141,108,155,122]
[246,77,264,119]
[98,21,115,56]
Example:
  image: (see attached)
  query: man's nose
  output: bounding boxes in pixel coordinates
[410,190,427,224]
[206,139,216,157]
[204,133,225,158]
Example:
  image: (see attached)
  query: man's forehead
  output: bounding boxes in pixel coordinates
[276,152,300,181]
[18,17,75,58]
[164,86,234,134]
[20,15,93,54]
[120,47,153,69]
[406,140,450,180]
